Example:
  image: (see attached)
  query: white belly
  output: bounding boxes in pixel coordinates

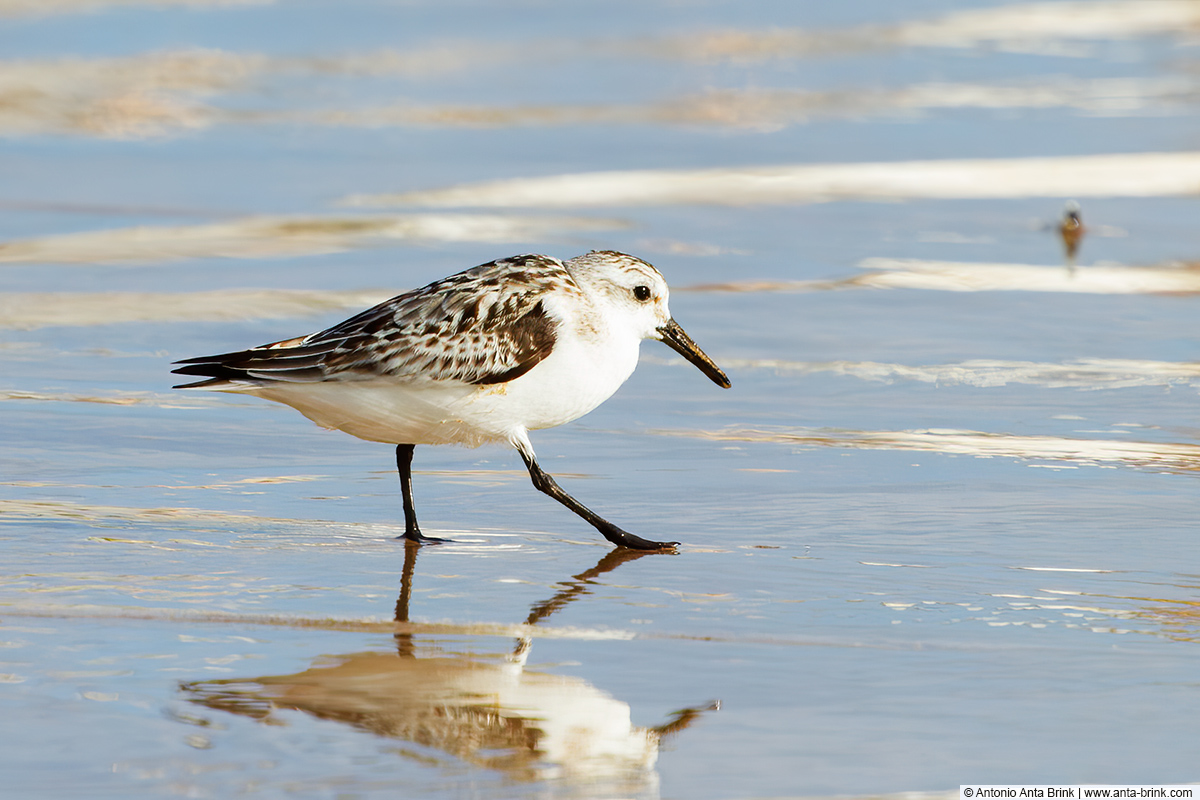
[242,329,643,448]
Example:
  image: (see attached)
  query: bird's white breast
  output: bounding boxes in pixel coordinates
[243,297,643,448]
[466,313,642,435]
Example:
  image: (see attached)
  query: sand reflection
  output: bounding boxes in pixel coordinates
[661,426,1200,475]
[681,258,1200,295]
[0,289,397,330]
[8,0,1197,49]
[181,547,715,789]
[7,257,1199,333]
[350,152,1200,209]
[0,213,625,265]
[655,0,1200,61]
[6,63,1190,137]
[273,75,1200,132]
[721,357,1200,390]
[5,1,1196,138]
[850,258,1200,294]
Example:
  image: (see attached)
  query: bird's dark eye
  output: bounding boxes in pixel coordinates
[633,285,652,302]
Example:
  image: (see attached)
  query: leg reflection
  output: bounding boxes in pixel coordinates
[183,544,718,787]
[393,540,420,658]
[524,547,656,626]
[652,700,722,741]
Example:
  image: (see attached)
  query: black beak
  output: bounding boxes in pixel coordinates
[657,318,731,389]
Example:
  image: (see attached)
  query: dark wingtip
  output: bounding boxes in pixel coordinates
[172,355,213,366]
[170,359,244,387]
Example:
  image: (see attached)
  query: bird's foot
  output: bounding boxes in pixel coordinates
[598,522,678,552]
[395,528,452,546]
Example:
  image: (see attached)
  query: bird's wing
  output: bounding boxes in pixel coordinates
[172,255,572,388]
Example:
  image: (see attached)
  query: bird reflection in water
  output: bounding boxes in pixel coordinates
[181,546,717,789]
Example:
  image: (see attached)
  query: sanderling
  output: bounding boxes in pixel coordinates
[1058,200,1085,269]
[173,250,730,551]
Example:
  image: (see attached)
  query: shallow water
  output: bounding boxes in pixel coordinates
[3,1,1200,798]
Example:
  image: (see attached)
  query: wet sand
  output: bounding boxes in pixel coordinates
[3,1,1200,798]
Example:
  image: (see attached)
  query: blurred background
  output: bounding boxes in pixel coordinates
[3,1,1200,798]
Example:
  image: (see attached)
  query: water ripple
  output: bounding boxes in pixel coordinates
[656,426,1200,474]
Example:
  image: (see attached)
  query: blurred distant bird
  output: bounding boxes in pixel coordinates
[172,250,731,551]
[1058,200,1085,269]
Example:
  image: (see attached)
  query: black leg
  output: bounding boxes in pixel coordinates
[394,444,449,545]
[515,444,678,551]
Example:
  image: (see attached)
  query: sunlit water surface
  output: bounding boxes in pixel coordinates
[3,1,1200,798]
